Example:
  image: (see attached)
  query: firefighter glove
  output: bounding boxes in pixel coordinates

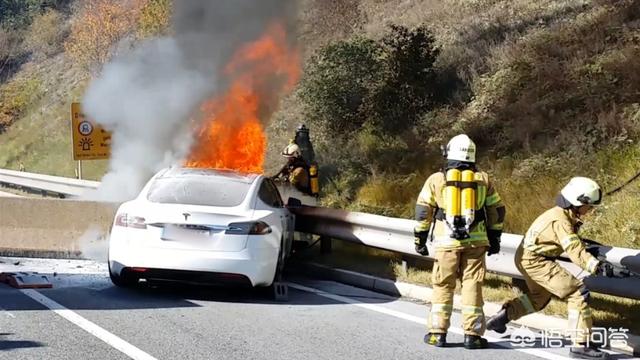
[415,244,429,256]
[414,229,429,256]
[487,229,501,256]
[595,261,614,277]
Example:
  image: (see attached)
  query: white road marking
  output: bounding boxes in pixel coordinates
[21,289,158,360]
[289,282,579,360]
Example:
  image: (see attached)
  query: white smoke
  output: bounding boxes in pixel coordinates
[82,0,297,202]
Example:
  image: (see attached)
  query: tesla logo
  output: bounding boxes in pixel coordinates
[183,213,190,221]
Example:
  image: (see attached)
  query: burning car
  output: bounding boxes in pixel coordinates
[107,167,295,292]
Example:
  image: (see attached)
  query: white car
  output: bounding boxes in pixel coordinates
[108,167,296,291]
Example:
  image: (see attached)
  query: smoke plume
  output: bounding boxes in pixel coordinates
[83,0,297,202]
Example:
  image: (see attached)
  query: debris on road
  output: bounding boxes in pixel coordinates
[0,272,53,289]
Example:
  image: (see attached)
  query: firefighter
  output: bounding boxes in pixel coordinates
[414,134,505,349]
[294,124,315,165]
[486,177,614,359]
[272,141,311,194]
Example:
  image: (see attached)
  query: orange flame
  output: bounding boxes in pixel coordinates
[185,22,300,173]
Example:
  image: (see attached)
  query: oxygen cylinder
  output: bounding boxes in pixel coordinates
[309,163,319,196]
[444,169,461,232]
[461,170,476,230]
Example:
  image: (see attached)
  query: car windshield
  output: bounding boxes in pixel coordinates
[146,169,255,207]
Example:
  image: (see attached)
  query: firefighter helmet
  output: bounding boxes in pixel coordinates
[282,143,301,158]
[560,177,602,206]
[446,134,477,163]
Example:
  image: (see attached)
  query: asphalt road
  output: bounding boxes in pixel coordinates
[0,257,636,360]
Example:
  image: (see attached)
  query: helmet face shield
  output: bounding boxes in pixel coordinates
[578,189,602,205]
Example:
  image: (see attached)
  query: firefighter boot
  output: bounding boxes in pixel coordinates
[464,335,488,349]
[424,333,446,347]
[569,344,608,359]
[486,308,509,334]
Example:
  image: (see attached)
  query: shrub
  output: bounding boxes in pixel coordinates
[298,36,386,134]
[137,0,171,38]
[23,9,67,59]
[0,76,42,132]
[64,0,144,71]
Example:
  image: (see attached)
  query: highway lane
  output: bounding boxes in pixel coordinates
[0,257,636,360]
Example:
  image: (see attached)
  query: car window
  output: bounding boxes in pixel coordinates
[258,179,283,208]
[147,176,251,207]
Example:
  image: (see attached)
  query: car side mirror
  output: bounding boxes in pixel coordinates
[287,197,302,207]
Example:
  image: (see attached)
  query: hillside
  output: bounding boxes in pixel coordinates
[0,0,639,247]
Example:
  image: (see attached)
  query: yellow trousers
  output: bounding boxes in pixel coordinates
[429,246,487,336]
[504,244,592,344]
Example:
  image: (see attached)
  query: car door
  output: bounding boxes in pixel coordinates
[258,179,293,257]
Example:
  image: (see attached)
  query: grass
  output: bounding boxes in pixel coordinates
[301,240,640,334]
[0,56,107,180]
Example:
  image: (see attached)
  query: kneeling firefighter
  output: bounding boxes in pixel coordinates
[486,177,616,360]
[414,134,506,349]
[272,141,316,196]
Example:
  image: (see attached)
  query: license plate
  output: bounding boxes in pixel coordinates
[162,225,211,241]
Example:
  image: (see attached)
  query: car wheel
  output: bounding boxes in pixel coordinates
[108,261,138,288]
[263,238,288,301]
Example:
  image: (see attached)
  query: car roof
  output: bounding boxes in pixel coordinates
[157,167,260,184]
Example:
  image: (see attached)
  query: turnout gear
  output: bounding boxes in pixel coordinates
[463,334,489,349]
[424,332,446,347]
[272,145,312,194]
[295,124,316,165]
[493,179,604,347]
[414,135,505,340]
[560,177,602,206]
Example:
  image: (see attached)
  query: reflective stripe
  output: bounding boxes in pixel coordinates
[489,223,504,230]
[476,185,487,208]
[462,305,484,315]
[485,192,501,206]
[568,309,579,329]
[519,294,535,314]
[523,243,562,257]
[431,303,453,313]
[586,258,599,274]
[560,234,580,250]
[414,222,430,232]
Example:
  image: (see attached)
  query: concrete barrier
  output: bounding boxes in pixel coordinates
[0,197,117,258]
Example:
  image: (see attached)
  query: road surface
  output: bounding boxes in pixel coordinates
[0,257,635,360]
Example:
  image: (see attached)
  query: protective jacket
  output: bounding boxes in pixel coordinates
[414,170,505,249]
[523,206,600,274]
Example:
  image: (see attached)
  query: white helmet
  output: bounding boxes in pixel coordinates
[282,143,301,158]
[446,134,476,163]
[560,177,602,206]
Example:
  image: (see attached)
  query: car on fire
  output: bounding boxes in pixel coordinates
[107,167,296,292]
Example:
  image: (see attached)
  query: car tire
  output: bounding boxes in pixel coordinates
[108,261,138,288]
[262,238,288,301]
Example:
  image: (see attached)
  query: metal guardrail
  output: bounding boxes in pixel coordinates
[0,169,98,198]
[2,169,640,299]
[291,206,640,300]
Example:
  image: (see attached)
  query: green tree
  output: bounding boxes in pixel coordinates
[298,37,386,134]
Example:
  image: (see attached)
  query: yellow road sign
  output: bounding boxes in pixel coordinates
[71,102,111,160]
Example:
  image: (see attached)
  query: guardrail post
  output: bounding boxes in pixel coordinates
[320,236,332,254]
[400,257,408,276]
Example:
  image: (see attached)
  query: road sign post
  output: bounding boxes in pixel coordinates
[70,103,111,178]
